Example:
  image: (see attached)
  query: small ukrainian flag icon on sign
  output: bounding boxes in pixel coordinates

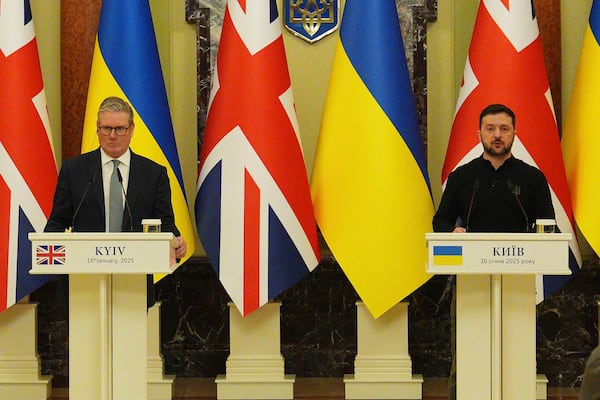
[433,245,463,266]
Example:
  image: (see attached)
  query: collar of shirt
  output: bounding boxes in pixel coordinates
[100,148,131,169]
[477,154,517,172]
[100,148,131,189]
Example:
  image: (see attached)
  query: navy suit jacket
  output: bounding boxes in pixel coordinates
[45,148,180,235]
[45,148,180,307]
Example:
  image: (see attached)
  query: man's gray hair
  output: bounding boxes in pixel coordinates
[97,96,134,125]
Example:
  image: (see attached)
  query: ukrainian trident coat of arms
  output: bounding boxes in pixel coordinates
[284,0,340,43]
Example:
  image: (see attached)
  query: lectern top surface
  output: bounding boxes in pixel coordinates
[29,232,174,241]
[426,232,572,242]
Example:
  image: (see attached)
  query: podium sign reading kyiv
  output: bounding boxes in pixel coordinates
[29,232,177,275]
[426,233,572,275]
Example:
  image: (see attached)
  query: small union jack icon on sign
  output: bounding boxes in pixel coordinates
[35,245,66,266]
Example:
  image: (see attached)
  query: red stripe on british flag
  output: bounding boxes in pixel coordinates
[243,171,260,314]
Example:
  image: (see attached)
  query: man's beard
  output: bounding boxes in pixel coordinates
[483,140,512,156]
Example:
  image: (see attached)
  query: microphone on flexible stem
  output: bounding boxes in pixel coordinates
[507,179,529,232]
[116,167,134,232]
[68,170,98,232]
[465,178,480,232]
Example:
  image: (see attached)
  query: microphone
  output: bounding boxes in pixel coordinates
[507,180,529,232]
[68,169,98,232]
[116,167,134,232]
[465,178,480,232]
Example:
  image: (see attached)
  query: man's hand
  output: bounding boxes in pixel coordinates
[453,227,467,233]
[172,236,187,259]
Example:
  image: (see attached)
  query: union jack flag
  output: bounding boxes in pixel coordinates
[195,0,321,316]
[0,0,58,312]
[35,245,65,266]
[443,0,581,301]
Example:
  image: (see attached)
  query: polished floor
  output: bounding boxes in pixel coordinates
[49,377,580,399]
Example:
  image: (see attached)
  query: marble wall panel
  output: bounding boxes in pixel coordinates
[60,0,101,160]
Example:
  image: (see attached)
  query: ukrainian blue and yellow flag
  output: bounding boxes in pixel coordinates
[563,0,600,255]
[432,246,463,266]
[81,0,195,270]
[310,0,434,318]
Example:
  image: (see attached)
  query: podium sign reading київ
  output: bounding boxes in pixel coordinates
[29,232,178,400]
[426,232,571,275]
[426,232,572,400]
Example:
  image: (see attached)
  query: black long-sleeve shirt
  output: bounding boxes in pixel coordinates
[433,155,554,233]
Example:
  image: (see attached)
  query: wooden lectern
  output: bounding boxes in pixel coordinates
[29,232,177,400]
[425,233,571,400]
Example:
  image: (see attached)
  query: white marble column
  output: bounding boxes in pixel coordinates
[345,301,423,399]
[147,302,174,400]
[0,302,52,400]
[216,302,294,399]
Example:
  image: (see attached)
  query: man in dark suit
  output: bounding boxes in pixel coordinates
[45,96,187,305]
